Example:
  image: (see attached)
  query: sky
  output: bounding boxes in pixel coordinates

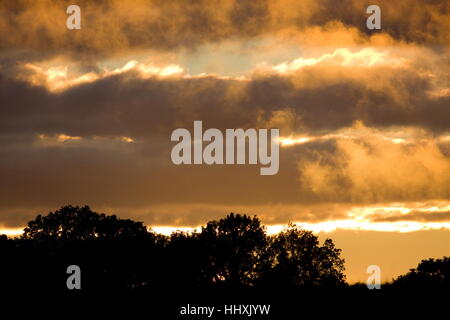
[0,0,449,283]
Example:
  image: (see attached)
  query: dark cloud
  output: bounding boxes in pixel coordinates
[0,0,448,60]
[372,210,450,222]
[0,59,448,139]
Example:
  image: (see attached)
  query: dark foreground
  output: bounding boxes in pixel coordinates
[4,286,448,318]
[2,206,448,317]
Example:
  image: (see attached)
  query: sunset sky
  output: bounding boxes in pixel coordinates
[0,0,449,283]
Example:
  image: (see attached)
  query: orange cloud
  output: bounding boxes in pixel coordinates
[299,123,450,202]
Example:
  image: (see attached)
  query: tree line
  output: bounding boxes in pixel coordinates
[0,205,448,294]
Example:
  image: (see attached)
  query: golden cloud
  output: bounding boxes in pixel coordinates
[299,122,450,202]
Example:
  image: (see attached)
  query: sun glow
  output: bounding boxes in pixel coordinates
[278,125,450,148]
[272,48,405,74]
[0,228,23,237]
[279,136,314,146]
[22,59,185,92]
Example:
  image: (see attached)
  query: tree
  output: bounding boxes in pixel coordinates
[198,213,269,287]
[10,206,350,292]
[261,224,346,288]
[161,231,204,288]
[22,205,150,241]
[18,205,160,292]
[392,256,450,289]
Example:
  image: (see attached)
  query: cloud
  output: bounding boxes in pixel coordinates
[1,46,448,141]
[0,47,448,229]
[0,1,448,230]
[298,122,450,203]
[372,210,450,222]
[0,0,448,61]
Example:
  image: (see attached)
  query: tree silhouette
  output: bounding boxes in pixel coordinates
[392,256,450,289]
[22,205,150,241]
[18,205,159,292]
[162,231,204,289]
[4,204,450,295]
[0,206,355,293]
[260,224,346,288]
[198,213,269,287]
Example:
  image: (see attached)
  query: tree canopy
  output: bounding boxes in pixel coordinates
[22,205,150,241]
[392,257,450,288]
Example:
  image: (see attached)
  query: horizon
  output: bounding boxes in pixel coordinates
[2,206,450,284]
